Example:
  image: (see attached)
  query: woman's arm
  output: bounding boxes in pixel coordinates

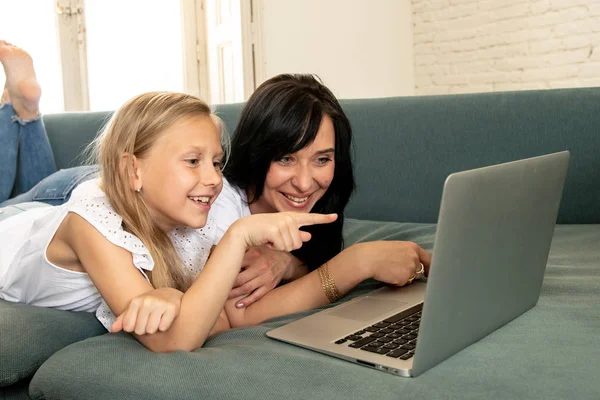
[225,241,431,328]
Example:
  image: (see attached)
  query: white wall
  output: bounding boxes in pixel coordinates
[413,0,600,95]
[258,0,415,99]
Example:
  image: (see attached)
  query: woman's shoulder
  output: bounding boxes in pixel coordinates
[208,177,250,242]
[220,177,246,203]
[213,177,249,216]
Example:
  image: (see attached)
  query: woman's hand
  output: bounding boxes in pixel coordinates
[228,246,308,308]
[351,241,431,286]
[110,287,184,335]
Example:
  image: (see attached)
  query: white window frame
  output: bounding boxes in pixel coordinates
[240,0,265,97]
[54,0,89,111]
[53,0,261,110]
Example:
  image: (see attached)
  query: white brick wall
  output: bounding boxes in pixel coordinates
[413,0,600,95]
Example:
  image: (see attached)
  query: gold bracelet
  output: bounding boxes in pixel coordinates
[317,263,343,303]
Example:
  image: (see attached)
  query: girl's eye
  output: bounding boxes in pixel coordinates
[316,157,332,165]
[186,159,199,166]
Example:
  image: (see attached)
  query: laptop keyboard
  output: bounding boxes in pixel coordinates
[334,305,422,360]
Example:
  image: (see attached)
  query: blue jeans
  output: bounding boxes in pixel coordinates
[0,102,56,202]
[0,103,99,207]
[1,164,99,206]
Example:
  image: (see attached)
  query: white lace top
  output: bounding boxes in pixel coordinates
[0,179,217,330]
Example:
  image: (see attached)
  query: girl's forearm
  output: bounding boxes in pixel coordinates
[226,244,372,327]
[151,228,245,351]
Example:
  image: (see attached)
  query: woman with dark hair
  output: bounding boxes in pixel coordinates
[225,74,353,270]
[208,74,431,309]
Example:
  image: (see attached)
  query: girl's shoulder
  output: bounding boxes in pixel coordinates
[66,179,154,272]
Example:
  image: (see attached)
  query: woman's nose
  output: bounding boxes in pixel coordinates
[291,167,313,192]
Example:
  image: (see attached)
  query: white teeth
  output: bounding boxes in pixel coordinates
[283,193,309,203]
[189,196,210,204]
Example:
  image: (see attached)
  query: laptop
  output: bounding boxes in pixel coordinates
[267,151,570,377]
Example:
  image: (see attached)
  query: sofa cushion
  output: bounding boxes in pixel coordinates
[28,221,600,399]
[0,301,106,388]
[1,202,107,389]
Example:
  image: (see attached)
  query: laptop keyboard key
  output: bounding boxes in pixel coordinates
[348,336,377,348]
[373,322,391,328]
[344,335,363,341]
[386,349,409,358]
[362,346,389,355]
[382,312,406,323]
[335,339,347,344]
[376,337,393,344]
[399,352,414,360]
[369,332,385,338]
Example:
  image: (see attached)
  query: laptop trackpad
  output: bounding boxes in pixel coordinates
[329,297,407,322]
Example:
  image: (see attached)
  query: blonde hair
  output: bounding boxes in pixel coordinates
[88,92,224,291]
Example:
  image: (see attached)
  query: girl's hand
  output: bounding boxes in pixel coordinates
[110,287,184,335]
[228,246,308,308]
[230,212,337,251]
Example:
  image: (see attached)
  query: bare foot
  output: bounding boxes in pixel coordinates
[0,41,41,119]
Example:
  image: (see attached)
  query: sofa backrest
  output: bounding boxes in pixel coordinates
[44,87,600,224]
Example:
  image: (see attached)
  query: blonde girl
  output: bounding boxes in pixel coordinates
[0,91,336,352]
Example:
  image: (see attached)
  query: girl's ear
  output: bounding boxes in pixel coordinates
[120,153,143,192]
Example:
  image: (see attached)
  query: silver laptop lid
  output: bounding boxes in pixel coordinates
[412,151,570,376]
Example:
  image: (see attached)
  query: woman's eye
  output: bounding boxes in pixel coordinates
[278,156,293,164]
[316,157,332,165]
[214,161,224,171]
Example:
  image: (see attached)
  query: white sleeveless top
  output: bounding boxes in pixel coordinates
[0,179,217,330]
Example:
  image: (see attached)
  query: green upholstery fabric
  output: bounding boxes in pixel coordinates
[27,221,600,400]
[42,112,111,170]
[43,88,600,224]
[0,379,31,400]
[0,301,105,388]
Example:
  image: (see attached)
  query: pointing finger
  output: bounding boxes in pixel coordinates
[295,213,338,228]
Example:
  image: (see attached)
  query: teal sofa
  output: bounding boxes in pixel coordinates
[1,88,599,399]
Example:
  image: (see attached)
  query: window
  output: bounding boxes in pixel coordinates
[0,0,256,112]
[0,0,65,113]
